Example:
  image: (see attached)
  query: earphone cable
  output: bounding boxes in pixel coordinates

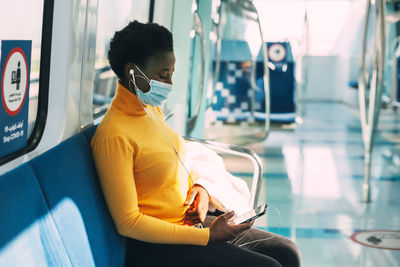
[129,78,195,187]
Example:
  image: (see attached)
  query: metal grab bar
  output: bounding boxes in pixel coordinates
[253,1,271,136]
[390,36,400,106]
[184,136,263,209]
[358,0,386,203]
[187,10,206,134]
[210,1,222,110]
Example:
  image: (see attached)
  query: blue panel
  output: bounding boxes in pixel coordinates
[218,40,252,61]
[0,164,70,266]
[30,134,126,267]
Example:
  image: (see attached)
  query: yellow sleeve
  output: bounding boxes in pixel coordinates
[91,136,210,245]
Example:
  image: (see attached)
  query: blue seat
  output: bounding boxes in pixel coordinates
[29,133,126,267]
[211,40,253,122]
[0,126,126,266]
[0,164,71,266]
[256,42,296,123]
[212,40,296,123]
[348,80,359,89]
[0,124,265,266]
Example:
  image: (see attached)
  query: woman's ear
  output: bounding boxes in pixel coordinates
[124,63,135,80]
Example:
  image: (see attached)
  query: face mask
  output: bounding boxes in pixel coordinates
[131,65,172,107]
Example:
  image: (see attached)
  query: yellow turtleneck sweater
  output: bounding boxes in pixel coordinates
[91,82,210,245]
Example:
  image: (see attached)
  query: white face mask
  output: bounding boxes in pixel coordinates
[130,65,172,106]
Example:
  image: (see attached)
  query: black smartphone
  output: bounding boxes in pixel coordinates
[229,203,268,225]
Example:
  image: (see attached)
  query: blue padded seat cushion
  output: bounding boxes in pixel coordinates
[29,134,126,267]
[0,164,71,266]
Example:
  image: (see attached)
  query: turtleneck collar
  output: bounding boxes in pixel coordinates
[111,81,147,116]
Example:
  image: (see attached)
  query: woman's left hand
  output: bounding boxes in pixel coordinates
[184,185,209,225]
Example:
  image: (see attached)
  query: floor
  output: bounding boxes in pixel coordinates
[223,102,400,267]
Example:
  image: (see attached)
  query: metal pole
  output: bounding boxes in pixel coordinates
[358,0,386,203]
[253,4,271,137]
[358,0,371,202]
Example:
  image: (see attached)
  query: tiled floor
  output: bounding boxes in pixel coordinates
[225,102,400,266]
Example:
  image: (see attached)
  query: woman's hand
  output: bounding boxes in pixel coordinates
[208,211,254,244]
[184,185,209,225]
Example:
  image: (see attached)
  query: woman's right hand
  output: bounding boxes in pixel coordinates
[208,211,253,244]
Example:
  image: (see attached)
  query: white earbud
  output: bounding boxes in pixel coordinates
[129,69,134,77]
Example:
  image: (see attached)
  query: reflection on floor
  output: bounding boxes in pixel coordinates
[223,102,400,267]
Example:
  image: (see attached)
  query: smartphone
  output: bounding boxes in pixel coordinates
[229,203,268,225]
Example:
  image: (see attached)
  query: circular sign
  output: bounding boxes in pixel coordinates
[268,43,286,62]
[350,230,400,250]
[1,47,29,116]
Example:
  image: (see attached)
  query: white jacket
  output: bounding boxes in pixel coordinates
[183,141,252,215]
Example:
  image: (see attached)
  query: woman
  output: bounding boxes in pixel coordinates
[91,20,300,267]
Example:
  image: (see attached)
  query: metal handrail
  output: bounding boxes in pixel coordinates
[210,2,223,110]
[390,36,400,106]
[358,0,386,202]
[252,0,270,136]
[184,136,263,209]
[187,10,206,134]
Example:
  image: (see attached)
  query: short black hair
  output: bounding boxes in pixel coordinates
[108,20,173,79]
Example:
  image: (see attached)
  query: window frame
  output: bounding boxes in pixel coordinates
[0,0,54,165]
[92,0,156,121]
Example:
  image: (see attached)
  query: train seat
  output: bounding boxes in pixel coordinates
[0,124,262,266]
[256,41,296,123]
[0,165,71,266]
[212,40,296,123]
[0,129,126,267]
[212,39,254,123]
[29,132,126,267]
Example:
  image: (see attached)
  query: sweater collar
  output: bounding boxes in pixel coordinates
[111,81,147,116]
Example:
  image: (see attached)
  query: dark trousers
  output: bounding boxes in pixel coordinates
[125,215,301,267]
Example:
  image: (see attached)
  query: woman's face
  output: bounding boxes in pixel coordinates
[134,51,175,93]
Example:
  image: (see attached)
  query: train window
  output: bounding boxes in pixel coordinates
[253,0,351,56]
[93,0,152,120]
[0,0,53,165]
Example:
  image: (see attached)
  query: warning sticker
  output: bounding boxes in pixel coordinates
[1,47,29,116]
[0,40,31,158]
[351,230,400,250]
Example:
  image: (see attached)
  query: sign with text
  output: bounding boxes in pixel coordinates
[0,40,31,157]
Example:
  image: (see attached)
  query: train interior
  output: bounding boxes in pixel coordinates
[0,0,399,266]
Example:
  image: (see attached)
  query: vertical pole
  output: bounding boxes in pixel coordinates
[250,56,257,122]
[358,0,371,202]
[359,0,386,203]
